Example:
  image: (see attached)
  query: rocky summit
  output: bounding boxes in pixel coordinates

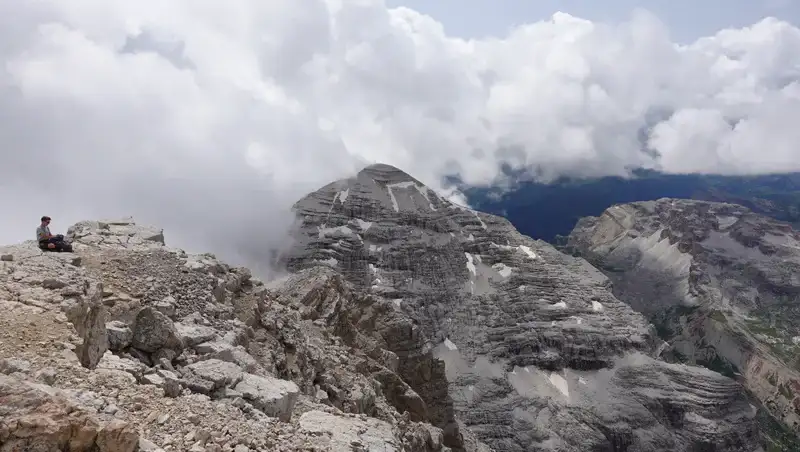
[284,164,762,451]
[566,198,800,449]
[0,168,768,452]
[0,218,453,451]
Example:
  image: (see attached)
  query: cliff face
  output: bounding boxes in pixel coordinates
[284,164,762,452]
[567,198,800,448]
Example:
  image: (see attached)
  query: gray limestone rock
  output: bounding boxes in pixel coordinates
[106,320,133,351]
[181,373,216,395]
[186,359,243,390]
[97,352,147,381]
[233,373,300,422]
[194,341,233,355]
[0,375,139,451]
[153,369,183,397]
[0,358,31,375]
[566,198,800,443]
[34,367,58,385]
[153,296,177,318]
[141,373,165,386]
[283,164,761,452]
[175,322,218,348]
[42,278,68,290]
[138,438,162,452]
[131,307,183,354]
[203,346,261,373]
[67,283,109,370]
[299,410,401,451]
[67,218,165,249]
[140,371,182,398]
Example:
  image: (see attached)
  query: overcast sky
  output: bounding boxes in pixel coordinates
[386,0,800,42]
[1,0,799,273]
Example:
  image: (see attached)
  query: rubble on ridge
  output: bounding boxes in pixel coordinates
[0,217,459,451]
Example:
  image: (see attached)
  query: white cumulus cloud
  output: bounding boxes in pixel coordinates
[1,0,799,272]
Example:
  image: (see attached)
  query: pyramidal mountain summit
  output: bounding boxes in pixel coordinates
[0,163,785,451]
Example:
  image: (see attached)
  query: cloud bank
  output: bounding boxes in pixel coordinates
[1,0,799,271]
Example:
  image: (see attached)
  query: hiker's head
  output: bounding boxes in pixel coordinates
[41,215,51,226]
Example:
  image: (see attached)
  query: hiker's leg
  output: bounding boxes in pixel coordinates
[39,237,60,250]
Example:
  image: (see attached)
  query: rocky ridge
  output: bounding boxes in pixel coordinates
[283,164,763,452]
[0,217,458,451]
[566,198,800,448]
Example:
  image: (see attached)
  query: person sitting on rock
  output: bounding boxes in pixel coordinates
[37,216,72,252]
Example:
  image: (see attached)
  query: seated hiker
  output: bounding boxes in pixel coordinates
[37,216,72,252]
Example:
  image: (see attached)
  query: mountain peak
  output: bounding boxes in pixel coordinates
[358,162,413,179]
[284,166,761,451]
[293,163,448,217]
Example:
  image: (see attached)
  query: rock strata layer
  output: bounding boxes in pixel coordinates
[284,164,762,451]
[567,198,800,448]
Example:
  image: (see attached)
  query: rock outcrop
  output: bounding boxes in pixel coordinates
[566,198,800,448]
[284,164,762,452]
[1,217,456,451]
[0,373,138,451]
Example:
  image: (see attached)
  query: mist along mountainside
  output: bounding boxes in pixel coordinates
[283,163,762,452]
[463,170,800,245]
[565,199,800,451]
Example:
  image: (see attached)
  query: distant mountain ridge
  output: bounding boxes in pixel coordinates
[565,198,800,450]
[463,170,800,245]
